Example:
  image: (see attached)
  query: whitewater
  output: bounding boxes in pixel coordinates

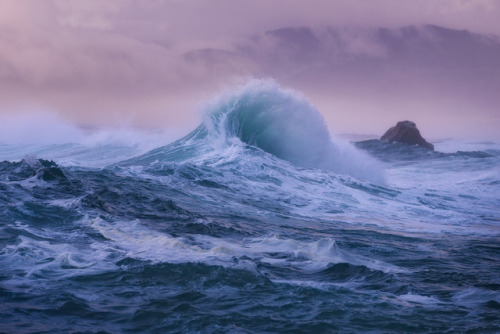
[0,80,499,333]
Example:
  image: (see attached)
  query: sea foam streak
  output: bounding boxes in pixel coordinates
[91,218,404,274]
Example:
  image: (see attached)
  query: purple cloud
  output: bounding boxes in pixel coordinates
[0,0,499,140]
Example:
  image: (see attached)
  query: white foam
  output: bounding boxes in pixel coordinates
[399,293,441,305]
[272,279,361,291]
[0,230,117,283]
[91,218,241,265]
[90,219,404,274]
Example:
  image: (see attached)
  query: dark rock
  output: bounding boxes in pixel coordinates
[39,166,67,181]
[380,121,434,150]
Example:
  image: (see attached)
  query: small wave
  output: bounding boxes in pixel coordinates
[453,151,494,158]
[452,288,500,307]
[0,158,66,182]
[0,225,116,282]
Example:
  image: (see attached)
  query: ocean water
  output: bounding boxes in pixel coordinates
[0,81,499,333]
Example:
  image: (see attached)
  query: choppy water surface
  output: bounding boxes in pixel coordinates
[1,81,499,333]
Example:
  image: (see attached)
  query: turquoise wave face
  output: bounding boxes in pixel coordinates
[209,80,331,169]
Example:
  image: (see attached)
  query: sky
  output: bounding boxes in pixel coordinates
[1,0,500,141]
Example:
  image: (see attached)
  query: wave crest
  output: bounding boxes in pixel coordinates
[202,79,384,183]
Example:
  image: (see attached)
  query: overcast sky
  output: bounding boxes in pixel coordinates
[1,0,499,141]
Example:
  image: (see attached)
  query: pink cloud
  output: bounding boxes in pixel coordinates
[0,0,499,140]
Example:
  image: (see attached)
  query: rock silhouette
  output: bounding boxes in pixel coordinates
[380,121,434,150]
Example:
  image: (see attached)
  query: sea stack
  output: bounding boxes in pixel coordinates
[380,121,434,150]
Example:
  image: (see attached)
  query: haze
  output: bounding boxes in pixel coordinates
[1,0,500,141]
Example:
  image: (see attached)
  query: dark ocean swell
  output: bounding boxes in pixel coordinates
[1,81,499,333]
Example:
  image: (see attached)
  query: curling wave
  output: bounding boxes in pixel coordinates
[137,80,385,183]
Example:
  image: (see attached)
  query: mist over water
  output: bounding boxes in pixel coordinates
[0,111,183,167]
[0,111,86,145]
[0,81,499,333]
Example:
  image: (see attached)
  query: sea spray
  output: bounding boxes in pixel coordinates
[0,111,181,167]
